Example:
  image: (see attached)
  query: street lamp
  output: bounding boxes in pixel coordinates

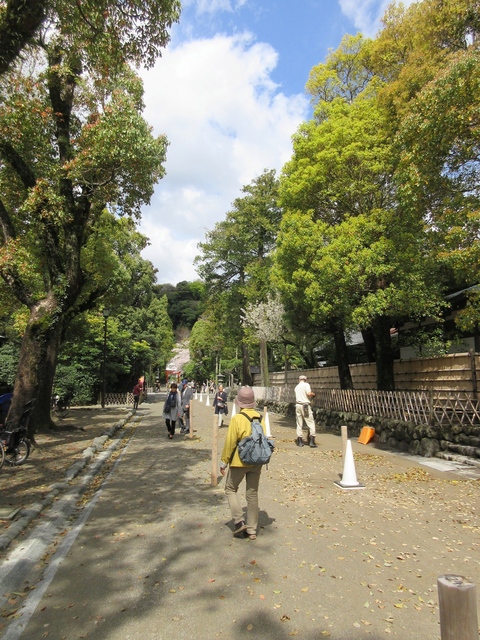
[101,308,110,409]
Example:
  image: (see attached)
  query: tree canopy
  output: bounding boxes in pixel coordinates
[0,0,180,431]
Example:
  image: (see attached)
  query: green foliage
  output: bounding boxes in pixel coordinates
[0,341,19,388]
[306,33,375,106]
[399,326,452,358]
[396,47,480,285]
[195,170,282,380]
[0,1,181,77]
[455,290,480,333]
[157,280,206,330]
[0,0,179,430]
[280,96,396,225]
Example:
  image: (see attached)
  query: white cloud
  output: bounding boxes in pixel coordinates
[338,0,418,37]
[139,32,308,284]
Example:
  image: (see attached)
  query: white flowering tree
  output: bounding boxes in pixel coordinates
[242,295,285,387]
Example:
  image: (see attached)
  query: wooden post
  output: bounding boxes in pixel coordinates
[438,574,478,640]
[211,411,219,486]
[469,349,478,400]
[428,389,434,425]
[341,425,348,460]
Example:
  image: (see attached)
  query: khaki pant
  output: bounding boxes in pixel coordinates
[225,465,262,536]
[295,403,316,437]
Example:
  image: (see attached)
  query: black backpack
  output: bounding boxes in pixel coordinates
[237,411,274,465]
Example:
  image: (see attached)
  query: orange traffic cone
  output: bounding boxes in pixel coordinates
[358,426,375,445]
[334,440,365,490]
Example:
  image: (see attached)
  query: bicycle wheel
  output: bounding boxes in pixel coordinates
[5,438,30,466]
[54,406,69,418]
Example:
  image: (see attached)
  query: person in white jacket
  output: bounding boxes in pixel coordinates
[294,374,317,448]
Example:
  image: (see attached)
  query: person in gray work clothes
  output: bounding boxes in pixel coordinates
[294,374,317,448]
[180,379,193,434]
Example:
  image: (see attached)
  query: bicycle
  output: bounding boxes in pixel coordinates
[51,393,70,418]
[0,399,35,468]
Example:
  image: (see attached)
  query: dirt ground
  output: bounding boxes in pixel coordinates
[0,406,131,512]
[0,400,479,639]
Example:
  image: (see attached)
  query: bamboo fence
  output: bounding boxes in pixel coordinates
[253,352,480,428]
[254,386,480,428]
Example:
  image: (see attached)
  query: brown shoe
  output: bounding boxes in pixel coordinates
[233,521,248,538]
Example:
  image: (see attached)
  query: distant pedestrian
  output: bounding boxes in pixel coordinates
[163,383,181,439]
[133,381,142,410]
[213,384,228,427]
[294,374,317,448]
[180,379,193,434]
[220,386,265,540]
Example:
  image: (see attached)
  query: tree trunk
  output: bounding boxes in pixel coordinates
[8,295,63,437]
[332,323,354,390]
[260,338,269,387]
[241,342,253,386]
[361,327,376,362]
[372,315,395,391]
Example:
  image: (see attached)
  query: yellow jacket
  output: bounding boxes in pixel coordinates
[221,408,266,467]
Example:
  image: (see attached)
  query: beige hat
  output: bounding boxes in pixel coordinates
[235,386,255,409]
[299,375,307,380]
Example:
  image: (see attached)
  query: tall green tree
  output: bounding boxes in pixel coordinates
[278,50,447,389]
[373,0,480,329]
[0,0,180,432]
[278,92,398,389]
[397,47,480,286]
[37,212,175,403]
[156,280,206,332]
[306,33,374,106]
[195,169,282,384]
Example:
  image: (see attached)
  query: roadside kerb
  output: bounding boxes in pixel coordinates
[0,411,138,552]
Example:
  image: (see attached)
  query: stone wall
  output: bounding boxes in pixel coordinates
[265,400,480,460]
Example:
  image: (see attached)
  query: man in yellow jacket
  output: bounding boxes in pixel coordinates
[219,386,266,541]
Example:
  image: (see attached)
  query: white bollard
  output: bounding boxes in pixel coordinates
[264,408,272,437]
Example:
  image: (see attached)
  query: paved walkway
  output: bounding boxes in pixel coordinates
[0,396,478,639]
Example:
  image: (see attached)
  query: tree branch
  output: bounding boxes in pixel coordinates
[0,198,17,241]
[0,266,33,308]
[0,0,47,75]
[0,139,36,188]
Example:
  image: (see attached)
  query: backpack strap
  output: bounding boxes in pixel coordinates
[239,410,262,422]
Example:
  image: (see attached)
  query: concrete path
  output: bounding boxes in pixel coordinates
[0,396,478,640]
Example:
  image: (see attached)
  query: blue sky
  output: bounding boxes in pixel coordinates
[139,0,415,284]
